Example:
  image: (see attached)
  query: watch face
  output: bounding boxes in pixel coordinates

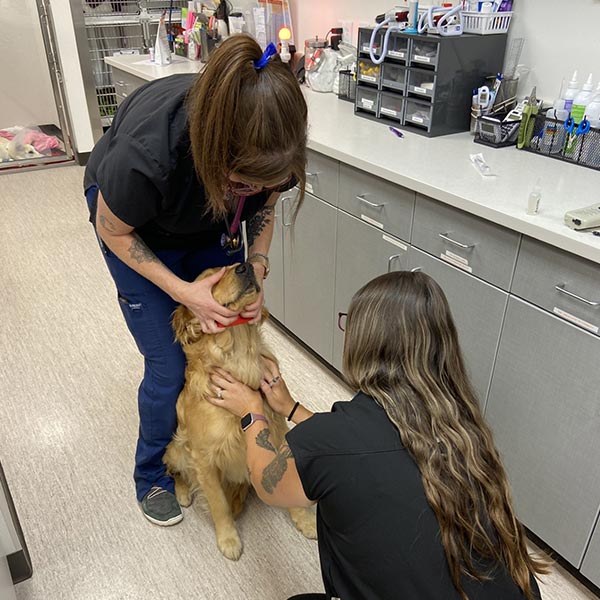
[240,413,252,430]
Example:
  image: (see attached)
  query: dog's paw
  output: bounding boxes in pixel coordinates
[288,507,318,540]
[174,479,193,508]
[217,531,243,561]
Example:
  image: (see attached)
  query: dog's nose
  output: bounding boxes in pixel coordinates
[235,263,249,275]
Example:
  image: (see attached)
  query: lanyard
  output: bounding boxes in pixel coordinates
[221,196,246,255]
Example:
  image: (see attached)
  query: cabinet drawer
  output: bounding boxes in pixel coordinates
[338,163,415,242]
[412,194,520,290]
[512,237,600,336]
[305,149,339,206]
[112,68,147,100]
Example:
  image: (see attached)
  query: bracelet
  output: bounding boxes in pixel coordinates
[287,401,300,422]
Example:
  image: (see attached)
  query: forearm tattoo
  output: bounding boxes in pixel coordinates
[255,428,294,494]
[129,234,160,265]
[246,205,275,247]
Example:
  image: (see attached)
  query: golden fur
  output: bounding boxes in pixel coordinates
[164,263,315,560]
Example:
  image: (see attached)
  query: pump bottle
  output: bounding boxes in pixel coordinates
[564,71,580,113]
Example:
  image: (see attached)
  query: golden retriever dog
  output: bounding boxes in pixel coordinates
[164,262,316,560]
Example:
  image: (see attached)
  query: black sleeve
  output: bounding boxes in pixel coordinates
[96,133,168,228]
[286,412,342,502]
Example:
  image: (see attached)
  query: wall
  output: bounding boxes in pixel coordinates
[291,0,600,102]
[0,0,59,129]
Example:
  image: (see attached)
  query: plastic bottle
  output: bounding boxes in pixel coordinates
[586,84,600,127]
[563,71,580,113]
[571,73,594,123]
[526,179,542,216]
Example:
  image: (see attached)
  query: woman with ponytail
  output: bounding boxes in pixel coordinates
[211,271,547,600]
[83,35,307,525]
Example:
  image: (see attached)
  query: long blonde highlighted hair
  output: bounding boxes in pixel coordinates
[343,271,547,600]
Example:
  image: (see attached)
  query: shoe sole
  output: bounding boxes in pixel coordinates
[139,505,184,527]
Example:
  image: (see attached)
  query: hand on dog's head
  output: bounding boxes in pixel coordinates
[172,263,264,346]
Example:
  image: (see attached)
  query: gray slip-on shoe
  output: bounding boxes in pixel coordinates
[140,486,183,527]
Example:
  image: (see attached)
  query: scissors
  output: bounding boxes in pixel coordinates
[564,116,591,155]
[517,87,539,149]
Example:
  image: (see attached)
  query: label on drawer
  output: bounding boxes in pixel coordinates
[413,86,428,94]
[306,182,314,194]
[380,107,399,117]
[382,234,407,250]
[441,252,473,273]
[360,75,377,83]
[411,116,424,124]
[414,55,431,63]
[361,98,375,109]
[553,308,599,334]
[361,214,384,229]
[389,50,405,59]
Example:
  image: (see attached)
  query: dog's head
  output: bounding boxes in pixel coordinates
[173,262,267,346]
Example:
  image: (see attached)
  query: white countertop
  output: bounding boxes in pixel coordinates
[105,54,203,81]
[304,89,600,266]
[103,54,600,265]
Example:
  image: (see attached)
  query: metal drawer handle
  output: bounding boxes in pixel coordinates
[305,171,319,178]
[438,232,476,249]
[388,254,402,272]
[115,80,127,87]
[411,267,422,273]
[281,196,293,227]
[555,283,600,307]
[357,194,385,208]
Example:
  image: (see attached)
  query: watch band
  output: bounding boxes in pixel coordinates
[248,253,270,279]
[240,413,269,431]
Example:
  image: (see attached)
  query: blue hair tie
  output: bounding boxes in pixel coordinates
[253,42,278,71]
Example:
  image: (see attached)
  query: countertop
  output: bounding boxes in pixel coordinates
[104,53,600,265]
[305,89,600,266]
[105,53,203,81]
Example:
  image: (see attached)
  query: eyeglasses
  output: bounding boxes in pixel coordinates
[227,176,293,197]
[337,312,347,332]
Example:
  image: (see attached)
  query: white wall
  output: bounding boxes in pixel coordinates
[0,0,59,129]
[291,0,600,102]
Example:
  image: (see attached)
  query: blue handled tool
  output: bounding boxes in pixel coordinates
[564,116,591,155]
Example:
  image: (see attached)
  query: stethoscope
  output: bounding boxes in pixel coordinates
[221,195,246,256]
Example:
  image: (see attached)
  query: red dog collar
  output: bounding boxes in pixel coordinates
[217,316,253,329]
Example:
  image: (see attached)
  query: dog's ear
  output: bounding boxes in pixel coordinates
[172,305,202,346]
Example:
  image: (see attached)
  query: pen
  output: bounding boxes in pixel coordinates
[389,126,404,138]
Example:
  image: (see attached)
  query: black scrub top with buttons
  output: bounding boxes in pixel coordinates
[84,73,294,251]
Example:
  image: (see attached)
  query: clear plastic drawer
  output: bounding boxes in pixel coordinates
[386,33,409,62]
[355,87,380,114]
[357,59,381,86]
[410,40,439,68]
[359,28,382,57]
[404,99,432,130]
[378,92,404,122]
[381,63,406,93]
[407,69,436,98]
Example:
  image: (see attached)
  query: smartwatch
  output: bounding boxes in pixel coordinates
[240,413,269,431]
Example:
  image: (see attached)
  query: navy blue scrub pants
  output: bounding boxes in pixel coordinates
[86,185,238,501]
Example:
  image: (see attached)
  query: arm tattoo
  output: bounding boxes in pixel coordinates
[98,214,117,233]
[262,443,294,495]
[246,205,275,247]
[128,234,161,264]
[256,428,276,453]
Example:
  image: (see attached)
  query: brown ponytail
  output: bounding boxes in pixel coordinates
[187,34,308,219]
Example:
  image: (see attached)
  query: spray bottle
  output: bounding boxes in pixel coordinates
[571,73,594,123]
[563,70,580,113]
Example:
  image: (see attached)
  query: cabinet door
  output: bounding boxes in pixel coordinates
[283,192,337,362]
[408,248,508,407]
[582,520,600,588]
[262,197,286,322]
[485,297,600,568]
[333,211,409,371]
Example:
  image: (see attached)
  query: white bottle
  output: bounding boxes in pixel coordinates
[571,73,594,123]
[526,179,542,216]
[563,70,580,113]
[586,84,600,127]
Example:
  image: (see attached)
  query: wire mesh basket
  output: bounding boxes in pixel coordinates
[338,70,357,103]
[521,114,600,171]
[462,11,513,35]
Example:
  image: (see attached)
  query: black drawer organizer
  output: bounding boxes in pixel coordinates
[355,27,507,137]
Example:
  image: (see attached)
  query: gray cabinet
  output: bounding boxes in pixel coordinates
[333,211,409,371]
[283,191,337,362]
[262,197,285,322]
[485,297,600,568]
[408,247,508,406]
[582,521,600,588]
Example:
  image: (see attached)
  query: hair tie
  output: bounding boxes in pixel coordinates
[253,42,278,71]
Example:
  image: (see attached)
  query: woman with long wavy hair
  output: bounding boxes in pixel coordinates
[209,271,547,600]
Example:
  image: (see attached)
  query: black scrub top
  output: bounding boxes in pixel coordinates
[286,393,542,600]
[84,74,294,251]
